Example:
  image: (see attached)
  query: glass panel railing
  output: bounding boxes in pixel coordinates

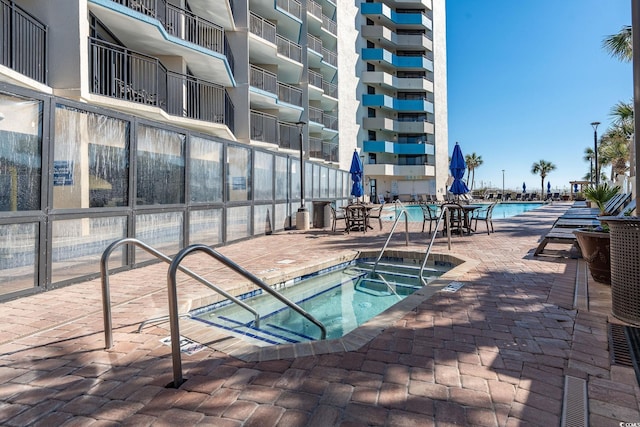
[249,12,276,44]
[276,35,302,62]
[250,65,277,95]
[278,82,303,107]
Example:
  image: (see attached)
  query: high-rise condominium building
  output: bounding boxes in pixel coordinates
[0,0,446,300]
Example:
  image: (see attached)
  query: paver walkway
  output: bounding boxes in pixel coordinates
[0,202,639,426]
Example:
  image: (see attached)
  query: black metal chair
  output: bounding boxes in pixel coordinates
[330,204,347,232]
[419,204,439,235]
[367,202,385,230]
[472,202,497,235]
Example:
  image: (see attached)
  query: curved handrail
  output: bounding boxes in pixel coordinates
[167,244,328,388]
[419,205,453,286]
[100,238,260,349]
[370,200,409,276]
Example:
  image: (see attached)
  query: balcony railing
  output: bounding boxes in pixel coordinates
[308,0,322,20]
[322,141,339,162]
[250,110,278,144]
[276,0,301,19]
[309,106,323,124]
[250,65,277,95]
[0,0,47,84]
[249,12,276,44]
[276,35,302,63]
[307,33,322,54]
[90,38,233,128]
[323,114,338,131]
[322,48,337,67]
[113,0,225,55]
[322,81,337,98]
[278,82,303,107]
[309,137,322,158]
[278,122,301,150]
[322,14,337,35]
[308,69,323,89]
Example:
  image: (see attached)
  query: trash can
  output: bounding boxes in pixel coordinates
[312,201,332,228]
[600,217,640,325]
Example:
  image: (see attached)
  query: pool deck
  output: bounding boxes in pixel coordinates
[1,202,639,426]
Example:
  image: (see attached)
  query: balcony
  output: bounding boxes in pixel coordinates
[323,114,338,131]
[322,14,337,35]
[364,163,435,178]
[308,33,323,55]
[322,81,337,98]
[360,25,432,51]
[322,47,337,68]
[279,122,302,151]
[250,110,278,144]
[276,35,302,63]
[363,140,434,155]
[362,48,433,71]
[322,141,339,162]
[250,65,277,96]
[249,12,277,44]
[363,94,434,113]
[363,117,434,134]
[276,0,301,20]
[0,0,47,84]
[362,71,433,91]
[309,136,322,158]
[278,82,303,107]
[90,38,233,129]
[360,2,432,30]
[307,0,322,21]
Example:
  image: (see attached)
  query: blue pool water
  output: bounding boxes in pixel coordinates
[191,258,451,345]
[385,202,544,222]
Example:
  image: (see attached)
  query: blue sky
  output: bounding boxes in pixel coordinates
[446,0,632,194]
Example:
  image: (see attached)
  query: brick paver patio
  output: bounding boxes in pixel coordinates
[0,202,638,426]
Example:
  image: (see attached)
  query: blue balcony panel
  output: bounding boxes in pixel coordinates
[362,94,394,109]
[362,48,433,72]
[361,3,432,29]
[394,99,434,113]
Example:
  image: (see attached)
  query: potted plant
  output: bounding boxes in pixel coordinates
[573,183,621,285]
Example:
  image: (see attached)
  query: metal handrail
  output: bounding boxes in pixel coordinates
[167,244,328,387]
[419,205,453,286]
[370,200,409,276]
[100,238,260,350]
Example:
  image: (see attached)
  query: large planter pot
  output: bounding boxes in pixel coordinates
[599,217,640,325]
[573,229,611,285]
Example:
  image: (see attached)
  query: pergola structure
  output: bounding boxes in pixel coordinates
[569,180,591,200]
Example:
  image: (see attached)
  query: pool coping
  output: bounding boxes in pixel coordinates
[177,249,479,362]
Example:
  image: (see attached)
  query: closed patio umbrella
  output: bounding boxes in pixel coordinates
[350,150,364,201]
[522,182,526,193]
[449,142,469,199]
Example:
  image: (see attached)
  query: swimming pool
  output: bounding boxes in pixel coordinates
[384,202,544,222]
[191,256,452,346]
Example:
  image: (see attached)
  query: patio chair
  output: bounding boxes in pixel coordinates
[367,202,385,230]
[377,194,386,204]
[419,203,439,235]
[330,204,347,232]
[441,203,465,236]
[472,202,497,235]
[345,204,368,233]
[515,193,522,201]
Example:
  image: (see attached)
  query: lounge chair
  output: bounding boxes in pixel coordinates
[515,193,522,201]
[377,194,386,204]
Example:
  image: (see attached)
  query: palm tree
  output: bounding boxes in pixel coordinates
[599,127,630,182]
[603,25,632,62]
[583,147,595,183]
[464,153,483,190]
[610,100,634,138]
[531,160,556,199]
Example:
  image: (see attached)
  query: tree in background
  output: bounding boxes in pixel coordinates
[531,160,556,199]
[603,25,632,62]
[464,152,483,190]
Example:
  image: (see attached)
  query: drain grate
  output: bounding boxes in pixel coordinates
[609,323,634,367]
[561,375,587,427]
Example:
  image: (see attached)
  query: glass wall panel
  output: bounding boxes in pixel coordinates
[343,172,350,197]
[227,206,250,241]
[135,211,183,262]
[291,159,300,200]
[312,164,320,198]
[329,168,337,198]
[275,202,288,231]
[137,126,185,205]
[0,94,42,211]
[253,204,274,235]
[51,216,127,283]
[189,209,222,246]
[254,151,273,201]
[189,136,223,203]
[0,222,38,296]
[227,145,251,201]
[54,106,129,209]
[320,166,329,198]
[305,162,313,200]
[274,156,288,200]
